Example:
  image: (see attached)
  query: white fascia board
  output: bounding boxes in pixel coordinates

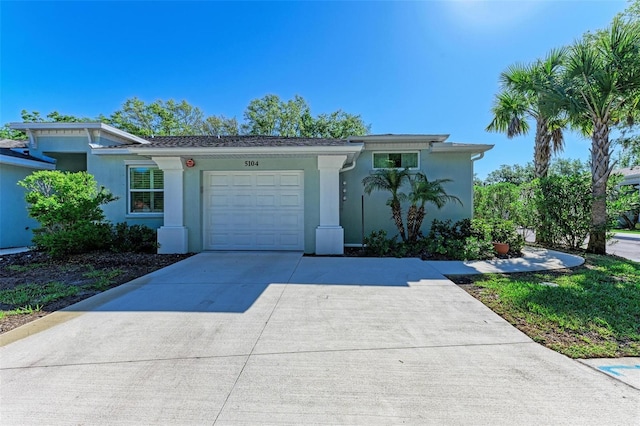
[9,122,149,145]
[125,144,364,157]
[348,134,450,143]
[430,143,494,154]
[91,148,133,155]
[0,154,56,169]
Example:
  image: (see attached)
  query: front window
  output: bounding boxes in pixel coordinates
[373,152,419,169]
[128,167,164,213]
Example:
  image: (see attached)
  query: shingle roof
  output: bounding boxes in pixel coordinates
[135,135,350,148]
[614,166,640,177]
[0,139,28,148]
[0,147,53,164]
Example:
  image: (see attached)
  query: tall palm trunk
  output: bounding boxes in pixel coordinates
[391,199,407,242]
[534,118,553,244]
[533,118,552,178]
[406,204,418,242]
[413,206,426,242]
[587,119,612,254]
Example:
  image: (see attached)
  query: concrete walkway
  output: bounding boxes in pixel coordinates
[1,251,638,424]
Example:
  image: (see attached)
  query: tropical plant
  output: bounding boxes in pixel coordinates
[362,168,410,241]
[487,48,567,178]
[406,174,461,242]
[18,171,117,257]
[543,17,640,254]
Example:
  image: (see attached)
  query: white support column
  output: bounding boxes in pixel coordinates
[316,155,347,255]
[152,157,188,254]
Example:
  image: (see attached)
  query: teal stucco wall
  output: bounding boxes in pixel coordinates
[0,164,41,248]
[340,150,474,245]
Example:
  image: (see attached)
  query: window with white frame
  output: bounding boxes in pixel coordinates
[373,152,419,169]
[128,166,164,213]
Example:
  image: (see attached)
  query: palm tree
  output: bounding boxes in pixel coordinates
[406,174,462,242]
[362,168,410,241]
[487,48,567,178]
[544,17,640,254]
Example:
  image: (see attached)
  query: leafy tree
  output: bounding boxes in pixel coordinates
[0,124,27,140]
[201,115,239,136]
[545,17,640,254]
[548,158,589,176]
[20,109,90,122]
[474,182,522,221]
[484,163,535,185]
[242,94,369,138]
[18,171,117,257]
[104,98,206,137]
[362,168,410,241]
[310,110,369,139]
[486,48,567,178]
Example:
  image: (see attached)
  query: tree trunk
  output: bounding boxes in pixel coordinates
[533,118,552,179]
[391,200,407,242]
[406,205,418,242]
[534,118,552,245]
[587,119,612,254]
[414,206,426,241]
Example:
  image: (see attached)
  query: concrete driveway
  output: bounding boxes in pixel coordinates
[1,252,638,425]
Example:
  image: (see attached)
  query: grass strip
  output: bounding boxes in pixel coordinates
[460,254,640,358]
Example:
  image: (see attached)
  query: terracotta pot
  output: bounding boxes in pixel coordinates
[493,242,509,255]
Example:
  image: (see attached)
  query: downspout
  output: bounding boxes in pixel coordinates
[339,157,357,173]
[470,152,485,219]
[471,152,485,162]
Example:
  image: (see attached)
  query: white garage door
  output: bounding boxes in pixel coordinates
[203,171,304,250]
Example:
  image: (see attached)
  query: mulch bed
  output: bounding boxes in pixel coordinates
[0,250,193,334]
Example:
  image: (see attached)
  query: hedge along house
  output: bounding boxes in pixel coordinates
[6,122,493,254]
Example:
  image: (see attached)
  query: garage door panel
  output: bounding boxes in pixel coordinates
[280,213,303,227]
[232,174,253,186]
[256,194,277,206]
[256,174,276,186]
[280,194,301,206]
[204,171,304,251]
[233,194,254,207]
[280,174,301,186]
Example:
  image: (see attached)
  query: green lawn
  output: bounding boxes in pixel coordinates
[614,229,640,235]
[459,254,640,358]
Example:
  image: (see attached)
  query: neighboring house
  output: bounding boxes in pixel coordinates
[613,165,640,227]
[614,166,640,192]
[5,123,493,254]
[0,139,56,248]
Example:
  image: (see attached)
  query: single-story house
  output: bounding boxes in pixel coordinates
[3,122,493,254]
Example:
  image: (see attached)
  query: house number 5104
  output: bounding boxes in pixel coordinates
[244,161,259,167]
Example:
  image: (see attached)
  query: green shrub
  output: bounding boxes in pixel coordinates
[32,222,113,258]
[534,174,592,249]
[425,219,495,260]
[110,222,158,253]
[363,230,397,256]
[19,171,117,257]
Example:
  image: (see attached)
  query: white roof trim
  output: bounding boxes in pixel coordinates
[430,143,494,154]
[9,122,150,145]
[103,144,364,157]
[348,134,450,143]
[0,154,56,169]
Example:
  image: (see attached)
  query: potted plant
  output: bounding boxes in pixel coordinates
[490,220,514,255]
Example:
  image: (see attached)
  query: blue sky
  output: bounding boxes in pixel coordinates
[0,0,628,178]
